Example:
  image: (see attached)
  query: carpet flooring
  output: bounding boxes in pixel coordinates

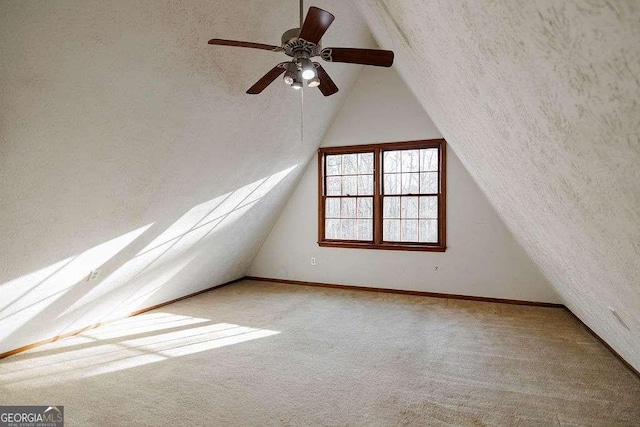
[1,279,639,426]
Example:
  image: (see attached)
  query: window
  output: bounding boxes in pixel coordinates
[318,139,446,251]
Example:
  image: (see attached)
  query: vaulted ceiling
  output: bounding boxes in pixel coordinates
[356,0,640,370]
[1,0,638,373]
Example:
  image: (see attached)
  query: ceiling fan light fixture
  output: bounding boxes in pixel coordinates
[307,76,320,88]
[291,68,304,90]
[299,58,316,80]
[283,62,297,85]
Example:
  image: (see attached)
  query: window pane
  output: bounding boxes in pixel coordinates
[358,153,374,174]
[402,150,420,172]
[326,198,341,218]
[343,176,357,196]
[401,196,419,219]
[419,196,438,219]
[326,176,341,196]
[383,151,401,173]
[401,173,419,194]
[419,219,438,243]
[357,219,373,241]
[342,154,358,175]
[341,198,356,218]
[322,144,443,248]
[326,219,340,239]
[383,219,400,241]
[420,148,439,172]
[401,220,418,242]
[383,174,400,195]
[357,197,373,218]
[358,175,373,195]
[341,219,356,240]
[420,172,438,194]
[383,196,400,218]
[326,155,342,176]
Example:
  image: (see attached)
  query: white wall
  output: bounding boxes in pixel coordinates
[249,67,559,303]
[0,0,372,354]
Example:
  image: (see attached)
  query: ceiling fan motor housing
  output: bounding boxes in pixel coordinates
[281,28,321,59]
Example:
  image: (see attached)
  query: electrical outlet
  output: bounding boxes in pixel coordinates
[311,257,316,266]
[87,269,101,282]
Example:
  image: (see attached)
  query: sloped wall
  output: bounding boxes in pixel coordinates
[356,0,640,370]
[249,66,559,304]
[0,0,372,354]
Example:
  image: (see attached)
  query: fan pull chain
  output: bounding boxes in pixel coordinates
[301,86,304,142]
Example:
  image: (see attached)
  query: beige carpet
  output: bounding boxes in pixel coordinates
[1,279,639,426]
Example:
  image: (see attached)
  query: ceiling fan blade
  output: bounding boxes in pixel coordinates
[208,38,280,52]
[314,64,339,97]
[298,7,335,45]
[321,47,394,67]
[246,64,286,94]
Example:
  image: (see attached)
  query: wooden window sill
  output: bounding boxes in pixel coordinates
[318,241,446,252]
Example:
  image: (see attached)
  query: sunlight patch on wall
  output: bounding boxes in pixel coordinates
[1,313,280,389]
[59,165,298,322]
[0,224,154,342]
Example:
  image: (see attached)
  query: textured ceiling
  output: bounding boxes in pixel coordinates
[356,0,640,370]
[0,0,373,353]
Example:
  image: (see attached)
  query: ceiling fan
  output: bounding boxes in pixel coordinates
[208,1,394,97]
